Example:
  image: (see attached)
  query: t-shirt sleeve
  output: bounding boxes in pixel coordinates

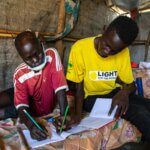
[118,48,134,84]
[50,49,68,93]
[66,42,85,83]
[14,74,29,109]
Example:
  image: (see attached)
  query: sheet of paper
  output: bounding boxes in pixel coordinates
[90,98,117,119]
[79,117,113,129]
[23,129,64,149]
[79,98,117,129]
[23,98,117,148]
[61,125,88,139]
[23,125,89,148]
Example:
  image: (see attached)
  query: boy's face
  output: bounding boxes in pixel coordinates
[96,29,127,58]
[19,39,45,68]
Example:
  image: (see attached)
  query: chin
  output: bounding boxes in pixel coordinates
[102,55,108,58]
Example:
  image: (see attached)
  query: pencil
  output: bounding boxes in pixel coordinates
[59,105,69,134]
[23,109,44,132]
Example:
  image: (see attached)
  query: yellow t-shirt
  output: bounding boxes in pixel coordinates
[66,37,134,98]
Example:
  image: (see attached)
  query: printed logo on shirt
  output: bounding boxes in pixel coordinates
[68,62,73,68]
[89,71,117,81]
[67,62,73,73]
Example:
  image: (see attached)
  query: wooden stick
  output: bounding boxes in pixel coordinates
[55,0,66,60]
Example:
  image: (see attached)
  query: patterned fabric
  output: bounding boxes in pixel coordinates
[0,118,141,150]
[0,94,141,150]
[133,69,150,99]
[45,0,80,42]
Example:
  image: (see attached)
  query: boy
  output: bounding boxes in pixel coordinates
[14,31,68,141]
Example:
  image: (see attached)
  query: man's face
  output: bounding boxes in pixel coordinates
[19,39,44,68]
[96,30,127,57]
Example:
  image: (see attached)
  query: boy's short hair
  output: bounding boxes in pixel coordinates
[15,31,38,51]
[107,16,139,45]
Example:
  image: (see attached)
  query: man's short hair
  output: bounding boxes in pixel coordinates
[15,31,38,51]
[107,16,139,45]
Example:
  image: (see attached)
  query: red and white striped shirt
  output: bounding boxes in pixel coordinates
[13,48,68,117]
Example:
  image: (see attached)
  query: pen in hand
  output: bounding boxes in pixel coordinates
[23,109,45,132]
[59,105,69,134]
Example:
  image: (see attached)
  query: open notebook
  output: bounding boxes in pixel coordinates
[79,98,117,129]
[23,125,88,148]
[23,98,117,148]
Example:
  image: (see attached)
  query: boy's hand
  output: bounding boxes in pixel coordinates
[53,115,73,133]
[17,107,49,141]
[29,123,48,141]
[109,89,129,118]
[53,115,81,133]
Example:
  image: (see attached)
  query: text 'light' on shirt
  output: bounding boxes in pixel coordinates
[89,71,118,81]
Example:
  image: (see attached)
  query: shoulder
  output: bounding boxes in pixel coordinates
[116,47,130,57]
[74,37,95,46]
[14,63,29,79]
[71,37,95,52]
[45,48,62,71]
[45,48,60,59]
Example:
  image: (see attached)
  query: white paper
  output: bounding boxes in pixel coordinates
[23,125,88,148]
[79,98,117,129]
[90,98,117,119]
[23,98,117,148]
[60,125,88,139]
[23,129,64,149]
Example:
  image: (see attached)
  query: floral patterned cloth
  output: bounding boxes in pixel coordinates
[0,117,141,150]
[0,93,142,150]
[133,69,150,99]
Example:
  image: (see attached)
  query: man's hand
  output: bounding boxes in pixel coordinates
[17,107,48,141]
[53,115,72,133]
[53,115,80,133]
[29,123,48,141]
[109,89,129,118]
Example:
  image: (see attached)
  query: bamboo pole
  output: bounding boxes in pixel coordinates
[0,29,57,36]
[144,31,150,61]
[0,29,149,46]
[55,0,66,60]
[0,29,79,42]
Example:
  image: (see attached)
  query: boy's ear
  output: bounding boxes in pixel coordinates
[35,32,46,45]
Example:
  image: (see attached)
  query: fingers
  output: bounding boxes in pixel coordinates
[108,104,115,116]
[122,103,129,116]
[115,106,121,118]
[120,105,126,117]
[53,116,72,133]
[30,126,47,141]
[53,117,66,133]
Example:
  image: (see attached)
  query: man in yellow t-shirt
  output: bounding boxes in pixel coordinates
[67,16,150,147]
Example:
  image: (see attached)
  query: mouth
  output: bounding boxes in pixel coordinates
[31,63,41,68]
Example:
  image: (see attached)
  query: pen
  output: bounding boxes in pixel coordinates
[23,109,44,132]
[59,105,69,134]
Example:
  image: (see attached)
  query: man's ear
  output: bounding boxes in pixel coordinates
[35,32,46,45]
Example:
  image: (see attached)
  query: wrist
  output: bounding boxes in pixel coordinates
[121,88,130,96]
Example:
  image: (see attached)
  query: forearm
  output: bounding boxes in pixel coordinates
[75,82,84,118]
[17,106,34,129]
[56,90,68,116]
